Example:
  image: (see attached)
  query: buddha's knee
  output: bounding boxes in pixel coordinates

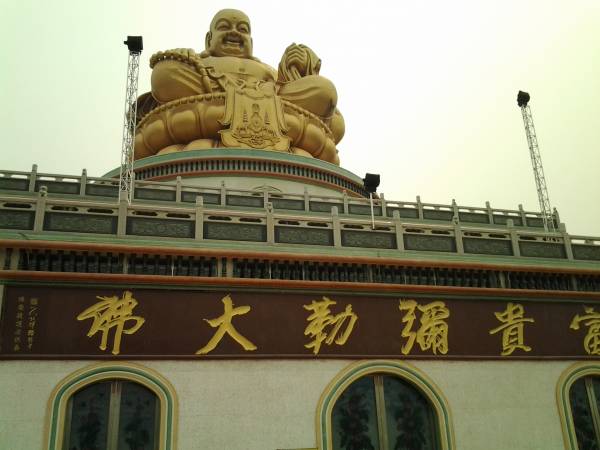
[278,75,338,118]
[151,60,206,103]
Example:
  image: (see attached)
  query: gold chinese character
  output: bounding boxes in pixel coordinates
[77,291,145,355]
[303,297,358,355]
[571,307,600,355]
[399,299,449,355]
[196,295,257,355]
[30,298,38,305]
[489,303,534,356]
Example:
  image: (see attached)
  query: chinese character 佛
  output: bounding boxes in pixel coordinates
[77,291,145,355]
[489,303,534,356]
[570,306,600,355]
[196,295,257,355]
[399,299,450,355]
[303,296,358,355]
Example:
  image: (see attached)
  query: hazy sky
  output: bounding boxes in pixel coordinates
[2,0,599,237]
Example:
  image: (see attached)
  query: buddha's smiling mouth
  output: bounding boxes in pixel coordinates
[222,32,244,50]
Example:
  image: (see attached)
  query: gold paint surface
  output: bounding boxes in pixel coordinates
[196,294,257,355]
[399,299,450,355]
[570,306,600,355]
[76,290,145,355]
[135,9,342,165]
[489,302,534,356]
[303,296,358,355]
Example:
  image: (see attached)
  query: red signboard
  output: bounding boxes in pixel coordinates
[1,285,599,359]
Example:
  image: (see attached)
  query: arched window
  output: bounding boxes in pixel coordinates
[63,380,158,450]
[46,363,177,450]
[558,363,600,450]
[317,361,454,450]
[569,376,600,449]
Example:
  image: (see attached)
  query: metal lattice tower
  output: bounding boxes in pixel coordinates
[119,36,143,205]
[517,91,556,233]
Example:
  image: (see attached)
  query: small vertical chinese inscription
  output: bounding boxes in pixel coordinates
[12,297,26,352]
[399,299,450,355]
[570,306,600,355]
[489,303,534,356]
[303,297,358,355]
[25,298,39,351]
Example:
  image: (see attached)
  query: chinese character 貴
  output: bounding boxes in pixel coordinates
[489,303,534,356]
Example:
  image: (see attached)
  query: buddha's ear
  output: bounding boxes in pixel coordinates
[205,31,212,50]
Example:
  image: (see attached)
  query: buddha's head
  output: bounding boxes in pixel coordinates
[205,9,253,58]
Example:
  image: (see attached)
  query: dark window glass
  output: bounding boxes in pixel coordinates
[332,374,438,450]
[64,380,159,450]
[65,382,110,450]
[570,377,600,450]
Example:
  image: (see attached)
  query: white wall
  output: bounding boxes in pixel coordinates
[0,359,571,450]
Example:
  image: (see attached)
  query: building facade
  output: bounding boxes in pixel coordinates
[0,148,599,450]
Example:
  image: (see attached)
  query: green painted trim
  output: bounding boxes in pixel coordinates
[48,365,175,450]
[103,148,364,183]
[2,230,599,271]
[317,361,454,450]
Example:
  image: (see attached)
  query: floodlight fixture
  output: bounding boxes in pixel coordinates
[363,173,380,194]
[124,36,143,54]
[517,90,530,107]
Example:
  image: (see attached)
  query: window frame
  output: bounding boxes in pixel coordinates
[316,360,455,450]
[45,362,177,450]
[557,362,600,450]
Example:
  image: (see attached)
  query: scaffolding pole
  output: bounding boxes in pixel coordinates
[119,36,143,205]
[517,91,556,232]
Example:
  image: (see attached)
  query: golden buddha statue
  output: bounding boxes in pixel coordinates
[134,9,344,165]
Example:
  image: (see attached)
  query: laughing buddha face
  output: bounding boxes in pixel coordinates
[205,9,253,58]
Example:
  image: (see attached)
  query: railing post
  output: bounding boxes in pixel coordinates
[518,204,527,227]
[342,190,349,214]
[393,210,405,251]
[380,193,387,217]
[195,196,204,240]
[303,187,310,212]
[553,207,561,229]
[33,187,47,232]
[79,169,87,197]
[175,176,182,203]
[453,215,464,254]
[507,219,521,257]
[117,192,128,237]
[452,199,459,222]
[560,223,574,260]
[486,201,493,225]
[416,195,424,220]
[266,202,275,244]
[332,206,341,248]
[220,181,227,206]
[28,164,38,193]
